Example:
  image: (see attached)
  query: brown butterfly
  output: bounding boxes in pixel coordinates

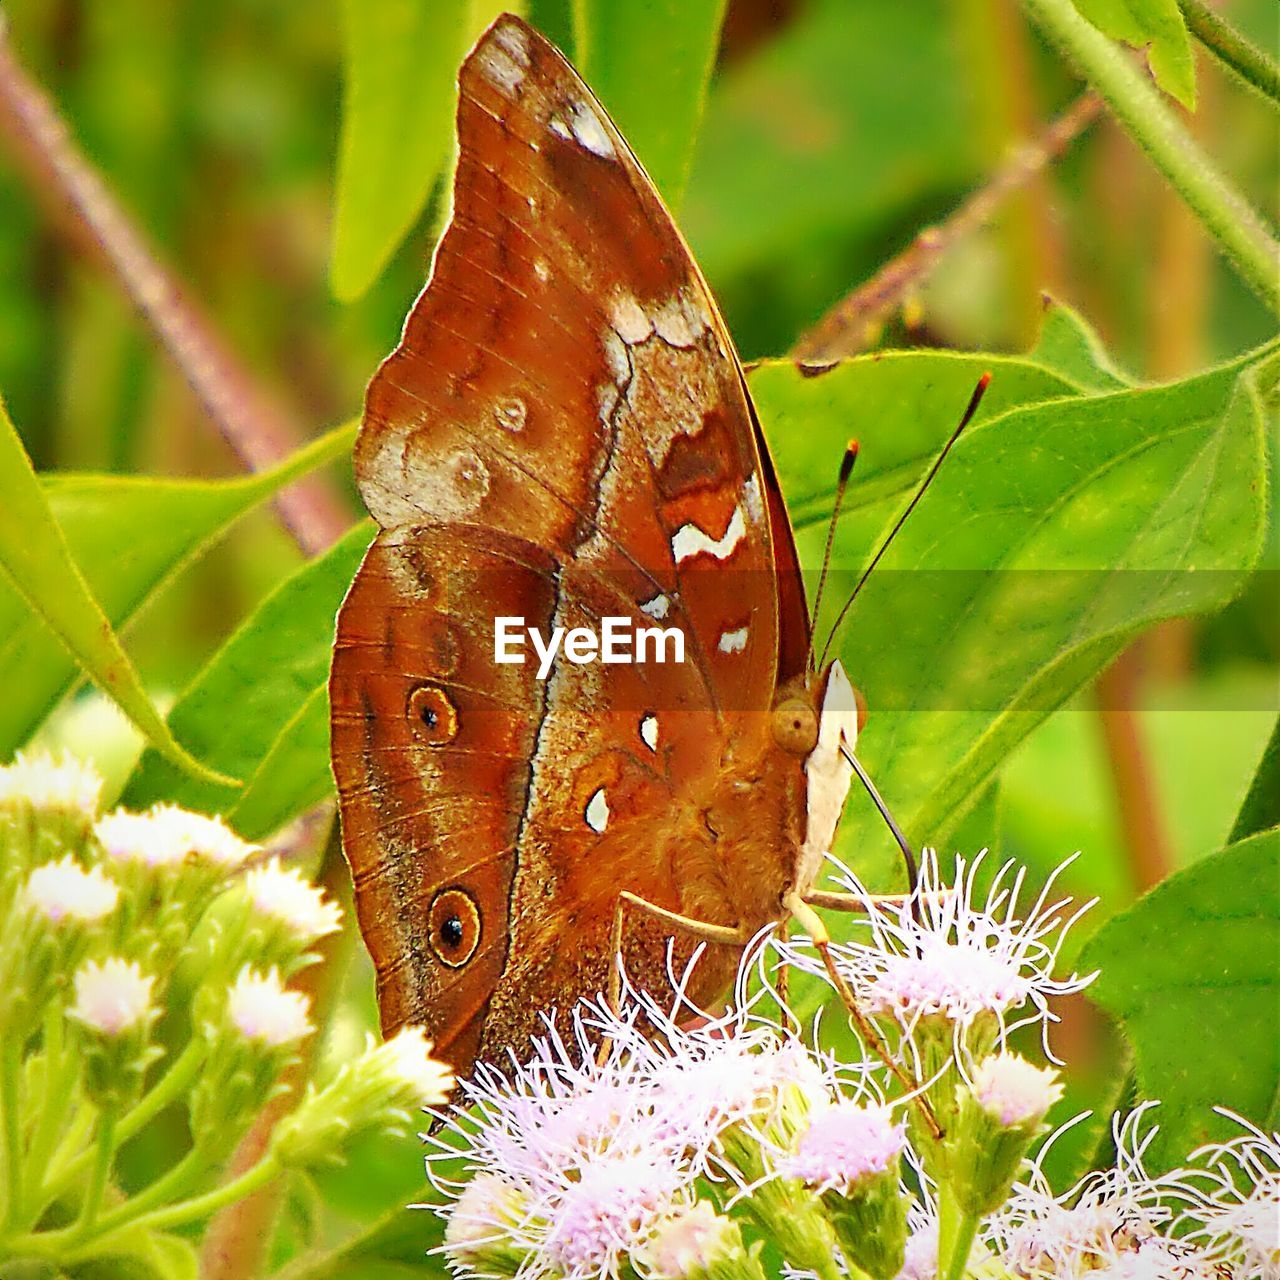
[330,13,919,1078]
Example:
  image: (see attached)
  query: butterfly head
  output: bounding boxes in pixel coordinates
[771,662,867,757]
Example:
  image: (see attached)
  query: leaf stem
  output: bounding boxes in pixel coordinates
[1018,0,1280,315]
[1177,0,1280,109]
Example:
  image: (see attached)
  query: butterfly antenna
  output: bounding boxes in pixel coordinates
[818,373,991,669]
[805,440,859,673]
[841,741,918,892]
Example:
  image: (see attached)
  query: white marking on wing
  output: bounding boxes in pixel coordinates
[569,100,615,158]
[610,293,651,345]
[718,626,749,654]
[640,714,659,751]
[672,506,746,564]
[478,23,529,97]
[639,594,670,620]
[585,787,610,833]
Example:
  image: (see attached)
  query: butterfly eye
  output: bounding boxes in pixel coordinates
[408,684,459,745]
[771,698,819,755]
[428,888,481,967]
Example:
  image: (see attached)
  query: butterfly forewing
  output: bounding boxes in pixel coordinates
[331,14,812,1074]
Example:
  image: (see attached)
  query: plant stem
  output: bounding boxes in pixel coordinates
[20,1006,78,1228]
[38,1038,206,1207]
[1018,0,1280,315]
[1178,0,1280,108]
[945,1210,981,1280]
[1,1037,22,1230]
[71,1107,116,1239]
[73,1152,283,1259]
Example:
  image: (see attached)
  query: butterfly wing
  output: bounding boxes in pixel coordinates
[331,15,810,1071]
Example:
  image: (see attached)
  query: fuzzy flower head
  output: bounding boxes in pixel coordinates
[1185,1112,1280,1280]
[544,1152,684,1274]
[225,966,312,1048]
[987,1106,1210,1278]
[782,1100,905,1194]
[789,850,1095,1060]
[242,856,341,942]
[373,1025,454,1104]
[0,751,103,816]
[972,1053,1063,1128]
[25,857,119,924]
[96,805,257,872]
[70,957,155,1035]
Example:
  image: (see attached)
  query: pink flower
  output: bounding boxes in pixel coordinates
[782,1101,905,1193]
[785,850,1095,1059]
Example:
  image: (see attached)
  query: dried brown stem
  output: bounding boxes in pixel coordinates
[1096,647,1172,892]
[792,90,1102,362]
[0,18,350,555]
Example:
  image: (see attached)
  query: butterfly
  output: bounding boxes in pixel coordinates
[330,13,906,1078]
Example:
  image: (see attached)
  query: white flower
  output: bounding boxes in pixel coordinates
[781,1101,905,1193]
[986,1106,1210,1277]
[0,751,103,814]
[786,850,1095,1059]
[225,967,312,1047]
[96,808,187,868]
[242,856,341,940]
[972,1053,1063,1127]
[70,957,155,1035]
[96,804,257,871]
[25,857,118,923]
[369,1025,453,1104]
[150,804,257,868]
[1185,1111,1280,1280]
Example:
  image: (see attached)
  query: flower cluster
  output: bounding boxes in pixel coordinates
[431,849,1276,1279]
[0,751,451,1270]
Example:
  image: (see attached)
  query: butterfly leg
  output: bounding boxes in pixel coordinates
[803,888,912,913]
[599,891,755,1063]
[783,891,942,1139]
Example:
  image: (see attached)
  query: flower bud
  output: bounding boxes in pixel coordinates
[68,957,161,1108]
[784,1103,909,1280]
[634,1202,767,1280]
[950,1053,1062,1216]
[442,1173,534,1278]
[271,1026,452,1168]
[0,751,103,870]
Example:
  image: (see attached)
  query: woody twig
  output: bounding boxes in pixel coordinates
[0,17,350,556]
[792,90,1102,363]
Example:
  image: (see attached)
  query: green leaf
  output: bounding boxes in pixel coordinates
[753,344,1271,884]
[1083,828,1280,1163]
[1028,300,1133,392]
[1072,0,1197,107]
[329,0,470,301]
[0,421,357,763]
[0,396,228,783]
[1230,711,1280,843]
[125,523,374,830]
[573,0,728,208]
